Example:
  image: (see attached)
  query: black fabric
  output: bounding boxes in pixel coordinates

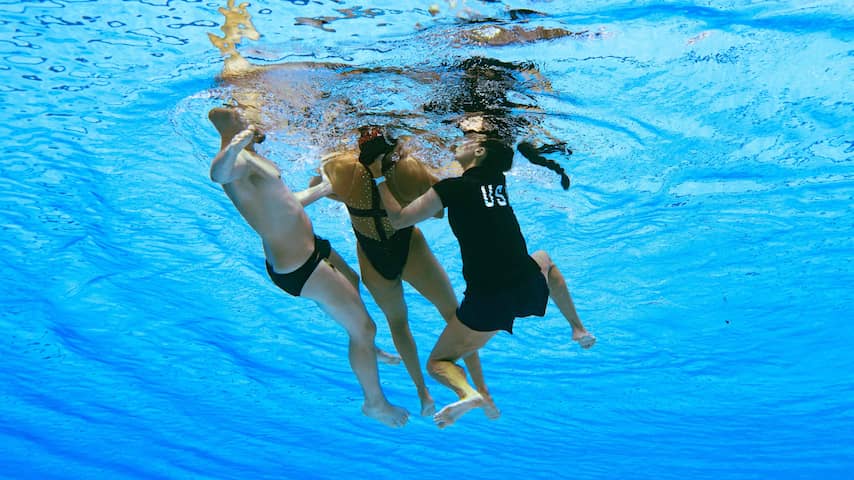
[265,236,332,297]
[358,136,396,167]
[346,205,387,218]
[346,167,412,279]
[433,166,540,293]
[354,226,414,280]
[457,270,548,333]
[346,172,391,242]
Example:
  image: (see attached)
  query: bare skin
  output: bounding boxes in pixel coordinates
[208,107,408,427]
[368,133,595,428]
[316,140,495,417]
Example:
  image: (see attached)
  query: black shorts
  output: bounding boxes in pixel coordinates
[457,271,549,333]
[265,236,332,297]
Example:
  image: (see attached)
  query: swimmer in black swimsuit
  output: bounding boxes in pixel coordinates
[314,126,495,417]
[207,107,409,428]
[369,132,596,428]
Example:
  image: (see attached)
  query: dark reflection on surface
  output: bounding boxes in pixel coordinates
[208,1,582,160]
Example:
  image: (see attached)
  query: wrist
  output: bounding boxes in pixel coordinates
[373,175,386,184]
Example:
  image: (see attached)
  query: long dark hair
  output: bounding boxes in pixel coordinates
[479,138,515,172]
[516,141,571,190]
[479,138,571,190]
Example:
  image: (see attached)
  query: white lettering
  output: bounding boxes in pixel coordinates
[480,184,507,208]
[495,184,507,206]
[481,185,494,207]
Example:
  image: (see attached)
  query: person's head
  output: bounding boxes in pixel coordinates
[453,133,571,190]
[357,125,397,166]
[452,133,514,172]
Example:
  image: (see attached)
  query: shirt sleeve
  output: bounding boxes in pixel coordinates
[432,177,460,208]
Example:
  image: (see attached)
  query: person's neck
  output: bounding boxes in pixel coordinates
[463,159,484,172]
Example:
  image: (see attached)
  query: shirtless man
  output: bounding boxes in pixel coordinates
[207,107,409,428]
[315,126,498,418]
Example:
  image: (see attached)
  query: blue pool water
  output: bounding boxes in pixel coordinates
[2,1,853,479]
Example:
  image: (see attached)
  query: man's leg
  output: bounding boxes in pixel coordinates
[426,317,496,428]
[327,248,400,365]
[357,244,434,416]
[401,228,498,418]
[301,260,409,428]
[530,250,595,349]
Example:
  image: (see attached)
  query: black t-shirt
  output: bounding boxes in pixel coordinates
[433,166,539,293]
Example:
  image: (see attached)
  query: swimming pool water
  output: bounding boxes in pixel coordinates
[1,1,852,479]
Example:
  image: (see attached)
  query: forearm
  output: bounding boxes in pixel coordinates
[210,149,242,184]
[377,182,442,229]
[376,182,405,225]
[210,128,255,184]
[294,180,333,206]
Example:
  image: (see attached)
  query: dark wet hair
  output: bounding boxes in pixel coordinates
[479,138,515,173]
[357,125,397,166]
[477,138,570,189]
[516,141,571,190]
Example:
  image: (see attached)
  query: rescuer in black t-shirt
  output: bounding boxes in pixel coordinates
[366,132,596,428]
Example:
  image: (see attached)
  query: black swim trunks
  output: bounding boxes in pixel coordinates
[457,265,549,334]
[265,236,332,297]
[354,227,413,280]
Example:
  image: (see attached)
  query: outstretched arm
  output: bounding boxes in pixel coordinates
[377,183,443,230]
[295,163,334,206]
[370,151,443,228]
[294,176,333,206]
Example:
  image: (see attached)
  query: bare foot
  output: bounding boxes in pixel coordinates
[419,390,436,417]
[362,401,409,428]
[375,347,402,365]
[481,392,501,420]
[433,393,484,429]
[573,330,596,349]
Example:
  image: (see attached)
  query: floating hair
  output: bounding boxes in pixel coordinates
[516,141,570,190]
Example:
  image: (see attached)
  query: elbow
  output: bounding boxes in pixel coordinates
[210,171,226,184]
[209,166,232,184]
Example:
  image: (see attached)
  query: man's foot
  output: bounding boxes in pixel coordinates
[362,401,409,428]
[573,330,596,349]
[375,347,402,365]
[433,392,484,429]
[419,389,436,417]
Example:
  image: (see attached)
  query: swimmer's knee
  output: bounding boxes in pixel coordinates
[426,358,444,377]
[531,250,554,271]
[347,315,377,343]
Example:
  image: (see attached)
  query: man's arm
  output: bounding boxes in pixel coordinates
[314,153,358,203]
[294,169,333,206]
[210,127,256,184]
